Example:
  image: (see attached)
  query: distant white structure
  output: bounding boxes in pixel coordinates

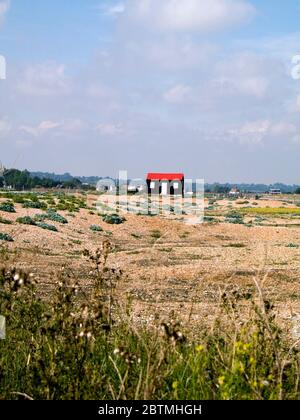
[96,178,116,193]
[0,162,5,177]
[269,188,281,195]
[229,186,240,196]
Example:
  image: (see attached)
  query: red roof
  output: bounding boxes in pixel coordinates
[147,173,184,181]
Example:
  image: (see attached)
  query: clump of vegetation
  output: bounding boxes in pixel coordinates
[236,200,250,205]
[204,216,216,223]
[0,202,16,213]
[286,243,299,248]
[90,225,103,232]
[45,210,68,224]
[0,217,12,225]
[22,201,47,210]
[225,212,244,224]
[33,214,48,222]
[102,213,125,225]
[241,207,300,216]
[0,262,299,400]
[131,233,142,239]
[16,216,36,226]
[36,222,58,232]
[151,230,162,239]
[0,233,13,242]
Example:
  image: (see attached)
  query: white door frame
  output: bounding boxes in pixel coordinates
[161,182,168,196]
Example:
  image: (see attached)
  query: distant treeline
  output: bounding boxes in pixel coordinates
[31,171,105,186]
[205,183,300,194]
[1,169,299,193]
[0,169,84,190]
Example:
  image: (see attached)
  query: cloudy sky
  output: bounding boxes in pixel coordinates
[0,0,300,183]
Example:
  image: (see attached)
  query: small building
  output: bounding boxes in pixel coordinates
[269,188,281,195]
[146,173,184,196]
[229,186,240,197]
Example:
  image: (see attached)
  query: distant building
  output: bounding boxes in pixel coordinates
[96,178,116,193]
[0,162,5,178]
[146,173,184,196]
[269,188,281,195]
[229,186,240,197]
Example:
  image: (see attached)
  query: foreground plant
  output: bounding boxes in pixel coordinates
[0,256,299,400]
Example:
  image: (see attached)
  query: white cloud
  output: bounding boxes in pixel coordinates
[0,117,11,136]
[144,38,217,70]
[125,0,256,32]
[95,123,125,136]
[62,119,86,132]
[214,52,275,99]
[270,122,297,136]
[227,120,299,145]
[228,120,271,144]
[17,62,70,96]
[20,121,61,137]
[19,119,87,137]
[0,0,10,24]
[163,84,192,104]
[97,2,125,17]
[107,3,125,16]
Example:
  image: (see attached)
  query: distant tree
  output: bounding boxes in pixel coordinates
[213,184,230,194]
[295,188,300,194]
[62,178,82,189]
[3,168,82,190]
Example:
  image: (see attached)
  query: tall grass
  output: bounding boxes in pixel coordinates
[0,245,300,400]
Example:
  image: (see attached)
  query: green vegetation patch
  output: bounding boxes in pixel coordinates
[45,210,68,224]
[0,233,13,242]
[225,212,244,224]
[36,222,58,232]
[0,217,13,225]
[0,202,16,213]
[22,201,47,210]
[102,214,125,225]
[240,207,300,216]
[0,265,299,400]
[16,216,36,226]
[90,225,103,232]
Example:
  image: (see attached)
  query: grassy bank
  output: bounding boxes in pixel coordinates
[0,247,300,400]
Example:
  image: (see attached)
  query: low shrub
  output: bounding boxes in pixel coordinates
[22,201,47,210]
[16,216,36,226]
[204,216,216,223]
[0,203,16,213]
[102,214,125,225]
[0,217,12,225]
[225,212,244,224]
[36,222,58,232]
[90,225,103,232]
[0,233,13,242]
[151,230,162,239]
[45,210,68,224]
[34,214,48,222]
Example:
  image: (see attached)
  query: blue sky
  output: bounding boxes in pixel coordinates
[1,0,300,182]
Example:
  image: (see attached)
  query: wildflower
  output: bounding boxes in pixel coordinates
[113,348,120,355]
[260,380,270,388]
[172,381,178,390]
[195,345,204,352]
[218,376,225,386]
